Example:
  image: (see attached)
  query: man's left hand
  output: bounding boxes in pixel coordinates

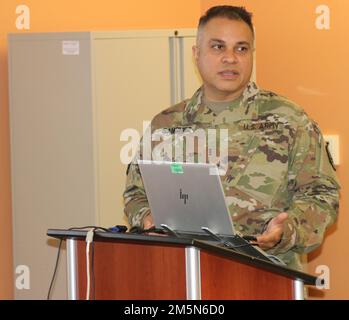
[256,212,288,250]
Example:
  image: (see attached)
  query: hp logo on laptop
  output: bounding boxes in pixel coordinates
[179,189,189,205]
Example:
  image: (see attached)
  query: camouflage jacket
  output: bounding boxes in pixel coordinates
[123,82,340,271]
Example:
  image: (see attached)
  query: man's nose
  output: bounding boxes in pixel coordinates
[222,50,238,64]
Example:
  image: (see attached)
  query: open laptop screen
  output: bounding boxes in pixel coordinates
[138,160,236,237]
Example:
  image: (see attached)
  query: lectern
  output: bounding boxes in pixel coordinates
[47,229,317,300]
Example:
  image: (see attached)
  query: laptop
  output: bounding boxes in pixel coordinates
[137,160,285,265]
[138,160,235,236]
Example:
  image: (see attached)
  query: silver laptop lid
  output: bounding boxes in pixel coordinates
[137,160,236,237]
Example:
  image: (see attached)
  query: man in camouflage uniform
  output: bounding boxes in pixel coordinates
[123,6,340,271]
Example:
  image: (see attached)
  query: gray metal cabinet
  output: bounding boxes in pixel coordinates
[8,29,201,299]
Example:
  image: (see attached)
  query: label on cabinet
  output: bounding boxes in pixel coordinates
[62,41,80,55]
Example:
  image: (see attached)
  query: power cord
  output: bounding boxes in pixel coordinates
[85,229,94,300]
[46,224,127,300]
[91,240,95,300]
[47,239,63,300]
[68,225,127,233]
[68,226,110,232]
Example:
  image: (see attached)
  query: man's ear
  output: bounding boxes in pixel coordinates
[192,45,199,61]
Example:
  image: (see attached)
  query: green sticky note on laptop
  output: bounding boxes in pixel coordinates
[170,163,183,174]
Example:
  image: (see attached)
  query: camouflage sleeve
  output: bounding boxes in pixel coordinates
[122,130,152,228]
[268,115,340,255]
[123,161,151,228]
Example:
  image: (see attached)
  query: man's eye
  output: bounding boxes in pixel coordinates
[235,46,249,53]
[212,44,224,50]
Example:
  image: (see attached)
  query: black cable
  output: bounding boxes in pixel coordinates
[68,226,110,233]
[46,225,125,300]
[47,239,63,300]
[91,240,95,300]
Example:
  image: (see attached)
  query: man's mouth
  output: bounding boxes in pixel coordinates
[218,70,240,79]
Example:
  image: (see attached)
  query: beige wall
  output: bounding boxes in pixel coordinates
[1,0,347,299]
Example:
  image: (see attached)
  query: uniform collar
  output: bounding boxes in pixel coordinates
[182,82,260,125]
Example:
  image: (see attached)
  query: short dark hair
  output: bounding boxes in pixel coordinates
[198,5,254,36]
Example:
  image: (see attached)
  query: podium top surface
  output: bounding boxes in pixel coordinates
[47,228,318,286]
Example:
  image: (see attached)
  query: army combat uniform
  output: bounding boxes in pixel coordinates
[123,82,340,271]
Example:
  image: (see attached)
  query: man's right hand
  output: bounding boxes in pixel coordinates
[143,214,155,230]
[142,214,167,237]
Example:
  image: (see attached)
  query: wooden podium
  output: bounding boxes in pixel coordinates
[47,229,317,300]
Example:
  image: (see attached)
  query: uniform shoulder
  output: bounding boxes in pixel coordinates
[257,89,305,119]
[151,100,188,129]
[256,88,321,134]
